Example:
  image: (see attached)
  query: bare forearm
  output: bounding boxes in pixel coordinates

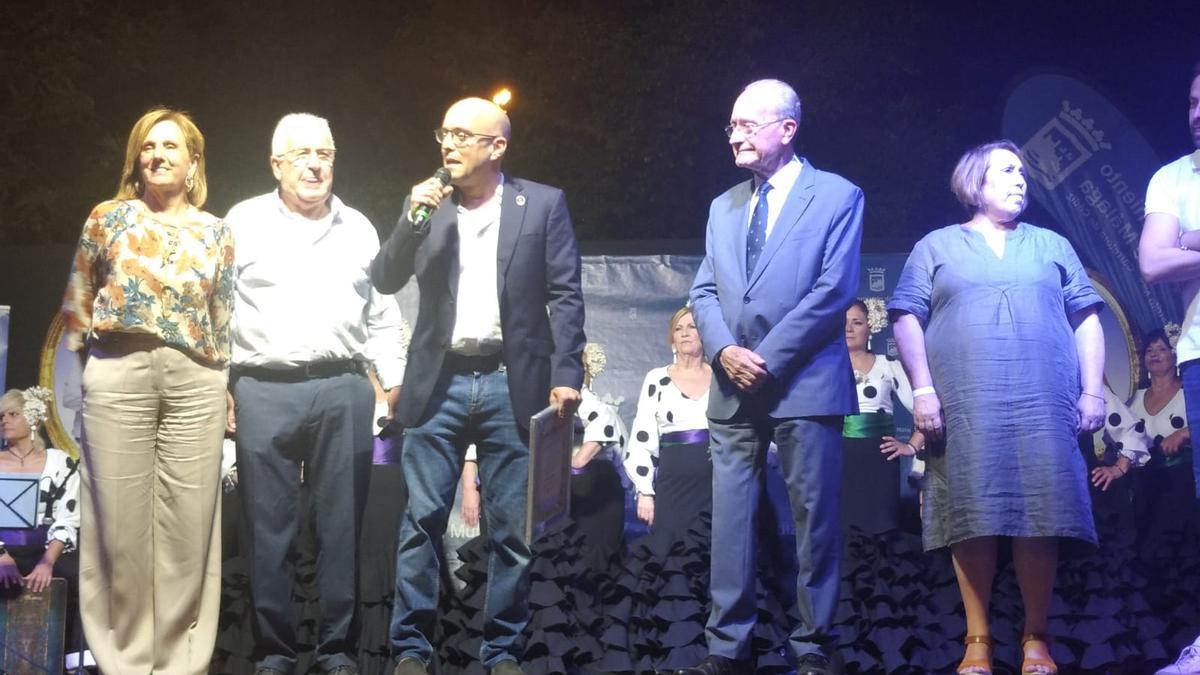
[461,461,478,489]
[1071,309,1105,397]
[891,313,934,389]
[1140,213,1200,283]
[42,540,64,566]
[574,441,602,465]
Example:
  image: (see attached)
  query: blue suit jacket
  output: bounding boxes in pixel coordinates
[690,158,863,420]
[370,176,586,429]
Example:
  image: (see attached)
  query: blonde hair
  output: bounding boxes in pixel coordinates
[667,306,694,346]
[0,389,46,452]
[115,107,208,208]
[949,140,1024,214]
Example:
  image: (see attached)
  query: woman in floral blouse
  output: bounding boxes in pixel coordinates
[61,107,233,675]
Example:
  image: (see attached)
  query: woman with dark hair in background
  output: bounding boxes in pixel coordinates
[842,298,925,535]
[61,107,233,675]
[890,140,1104,675]
[1129,329,1194,550]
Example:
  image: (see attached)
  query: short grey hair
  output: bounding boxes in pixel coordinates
[271,113,335,155]
[741,79,802,127]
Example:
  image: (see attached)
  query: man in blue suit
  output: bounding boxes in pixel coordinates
[686,79,863,675]
[370,97,585,675]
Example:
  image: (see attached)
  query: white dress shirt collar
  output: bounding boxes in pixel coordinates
[750,155,803,239]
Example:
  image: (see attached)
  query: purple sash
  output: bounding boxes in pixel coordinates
[660,428,710,446]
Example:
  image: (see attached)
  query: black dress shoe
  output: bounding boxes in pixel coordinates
[676,655,752,675]
[796,652,835,675]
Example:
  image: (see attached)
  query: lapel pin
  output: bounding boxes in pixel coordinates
[515,195,526,206]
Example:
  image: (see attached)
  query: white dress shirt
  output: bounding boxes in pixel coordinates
[226,191,407,389]
[749,155,804,240]
[449,180,504,355]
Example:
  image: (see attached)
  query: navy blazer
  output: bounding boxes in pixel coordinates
[690,158,863,420]
[370,176,586,429]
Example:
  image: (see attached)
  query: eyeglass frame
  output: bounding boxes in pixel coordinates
[275,147,337,167]
[434,127,500,148]
[723,118,790,139]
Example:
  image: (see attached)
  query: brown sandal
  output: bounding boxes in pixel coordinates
[957,635,993,675]
[1021,633,1058,674]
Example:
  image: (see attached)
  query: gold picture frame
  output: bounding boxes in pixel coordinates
[37,312,82,459]
[1086,269,1141,402]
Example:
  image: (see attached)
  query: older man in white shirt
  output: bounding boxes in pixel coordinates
[227,113,406,675]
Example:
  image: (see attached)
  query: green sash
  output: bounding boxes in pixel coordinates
[842,411,894,439]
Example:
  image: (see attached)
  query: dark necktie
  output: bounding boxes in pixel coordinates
[746,181,772,280]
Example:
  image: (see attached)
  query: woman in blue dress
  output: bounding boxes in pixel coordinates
[889,141,1105,675]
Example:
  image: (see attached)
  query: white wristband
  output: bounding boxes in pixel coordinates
[913,386,936,398]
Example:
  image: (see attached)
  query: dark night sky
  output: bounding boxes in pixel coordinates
[2,0,1198,252]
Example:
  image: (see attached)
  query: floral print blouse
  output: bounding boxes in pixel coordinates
[62,200,235,366]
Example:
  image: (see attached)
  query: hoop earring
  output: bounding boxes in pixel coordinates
[133,179,143,195]
[185,174,195,192]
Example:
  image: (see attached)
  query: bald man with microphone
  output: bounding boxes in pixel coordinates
[371,97,585,675]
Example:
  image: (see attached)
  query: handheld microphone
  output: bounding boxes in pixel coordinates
[410,167,452,230]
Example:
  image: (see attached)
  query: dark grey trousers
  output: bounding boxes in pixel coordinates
[233,371,374,673]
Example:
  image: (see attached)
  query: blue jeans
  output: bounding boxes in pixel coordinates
[1180,359,1200,499]
[390,366,531,667]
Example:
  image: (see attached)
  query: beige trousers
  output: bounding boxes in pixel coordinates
[79,338,226,675]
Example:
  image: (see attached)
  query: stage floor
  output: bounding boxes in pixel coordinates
[210,465,1200,675]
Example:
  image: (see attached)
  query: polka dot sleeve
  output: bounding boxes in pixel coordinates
[42,449,81,553]
[579,390,627,448]
[623,369,664,496]
[1099,386,1150,467]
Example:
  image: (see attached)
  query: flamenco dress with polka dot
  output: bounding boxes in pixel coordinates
[1128,386,1195,552]
[595,366,720,673]
[841,354,913,536]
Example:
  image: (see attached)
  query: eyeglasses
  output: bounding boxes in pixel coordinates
[434,127,498,148]
[723,118,788,138]
[277,147,336,167]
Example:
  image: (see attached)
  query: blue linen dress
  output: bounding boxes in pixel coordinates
[888,222,1102,550]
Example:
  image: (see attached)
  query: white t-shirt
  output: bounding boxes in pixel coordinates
[1146,151,1200,362]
